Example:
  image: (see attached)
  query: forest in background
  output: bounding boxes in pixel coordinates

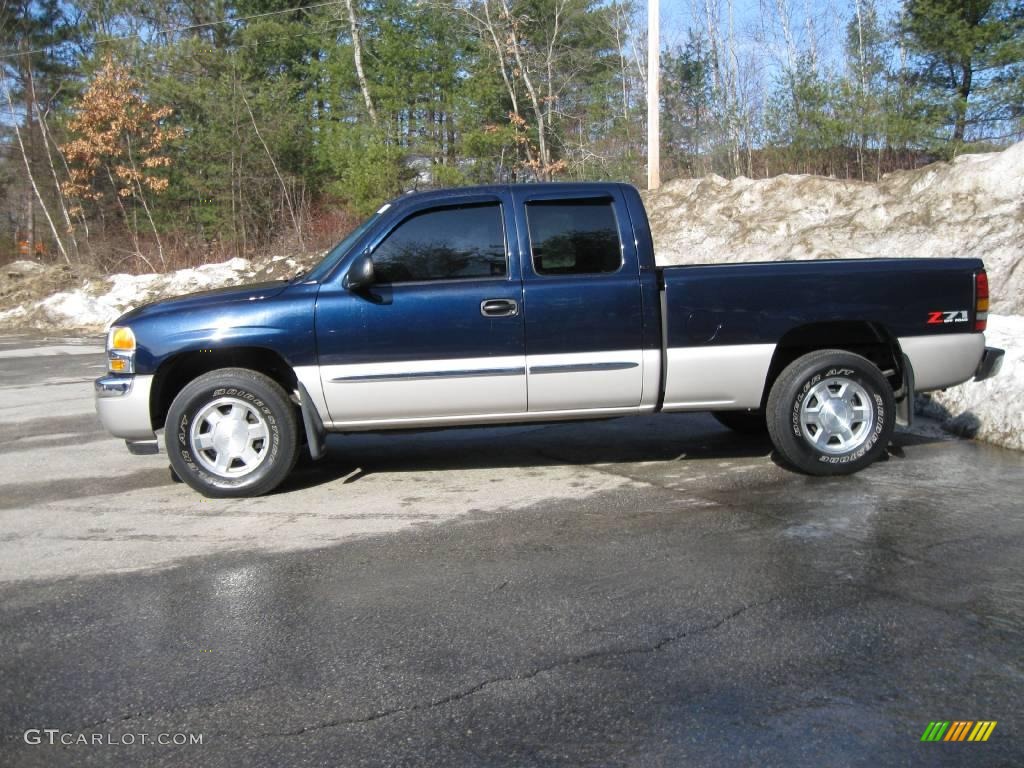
[1,0,1022,272]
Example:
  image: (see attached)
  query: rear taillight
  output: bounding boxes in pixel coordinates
[975,271,989,332]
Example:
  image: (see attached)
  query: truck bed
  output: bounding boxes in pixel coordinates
[657,258,984,411]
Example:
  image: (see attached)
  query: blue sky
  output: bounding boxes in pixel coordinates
[658,0,903,70]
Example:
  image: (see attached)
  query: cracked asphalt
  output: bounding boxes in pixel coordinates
[1,333,1022,767]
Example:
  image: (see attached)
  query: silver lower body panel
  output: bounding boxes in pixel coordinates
[660,344,776,411]
[899,334,986,392]
[95,374,155,441]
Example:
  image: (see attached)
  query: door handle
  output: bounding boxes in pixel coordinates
[480,299,519,318]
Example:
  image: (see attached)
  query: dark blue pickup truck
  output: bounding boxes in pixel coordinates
[95,183,1004,497]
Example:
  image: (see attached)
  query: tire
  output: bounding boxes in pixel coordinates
[712,409,768,435]
[766,349,895,476]
[166,368,299,497]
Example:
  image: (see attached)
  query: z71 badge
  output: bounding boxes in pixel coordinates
[927,310,969,324]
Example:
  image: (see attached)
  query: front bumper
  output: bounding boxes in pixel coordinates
[95,374,156,445]
[975,346,1005,382]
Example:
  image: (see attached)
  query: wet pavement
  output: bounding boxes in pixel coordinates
[1,335,1022,767]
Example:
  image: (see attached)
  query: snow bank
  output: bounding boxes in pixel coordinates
[920,314,1023,451]
[647,141,1024,315]
[0,258,253,330]
[0,251,319,332]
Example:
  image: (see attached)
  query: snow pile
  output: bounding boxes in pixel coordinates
[645,141,1023,452]
[0,258,251,330]
[919,314,1023,451]
[647,141,1024,314]
[0,254,315,331]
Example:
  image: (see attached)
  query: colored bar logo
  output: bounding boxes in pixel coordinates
[921,721,997,742]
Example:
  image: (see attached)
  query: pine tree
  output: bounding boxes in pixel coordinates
[901,0,1024,144]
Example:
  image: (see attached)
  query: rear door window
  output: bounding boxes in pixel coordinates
[526,199,622,276]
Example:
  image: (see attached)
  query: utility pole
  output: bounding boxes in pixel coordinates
[647,0,660,190]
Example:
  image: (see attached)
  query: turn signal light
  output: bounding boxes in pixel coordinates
[109,326,136,351]
[109,358,128,372]
[975,272,989,332]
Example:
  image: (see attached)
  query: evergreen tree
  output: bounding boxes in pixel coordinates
[901,0,1024,144]
[661,32,714,176]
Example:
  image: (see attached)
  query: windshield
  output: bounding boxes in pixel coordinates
[299,212,381,283]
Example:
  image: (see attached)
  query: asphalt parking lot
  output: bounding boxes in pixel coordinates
[1,334,1022,767]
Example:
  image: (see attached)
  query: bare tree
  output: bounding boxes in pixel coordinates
[498,0,555,177]
[803,0,818,69]
[770,0,797,70]
[457,0,564,177]
[28,68,80,259]
[241,89,305,249]
[342,0,378,126]
[1,66,69,264]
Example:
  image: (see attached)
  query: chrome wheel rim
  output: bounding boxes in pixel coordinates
[799,377,874,455]
[190,397,270,478]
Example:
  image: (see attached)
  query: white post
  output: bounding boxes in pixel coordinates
[647,0,660,190]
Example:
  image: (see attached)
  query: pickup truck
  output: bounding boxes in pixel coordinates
[95,183,1004,497]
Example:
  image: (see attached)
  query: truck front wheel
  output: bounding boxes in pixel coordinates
[166,368,299,497]
[766,350,895,476]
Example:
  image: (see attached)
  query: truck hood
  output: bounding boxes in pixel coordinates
[117,280,290,324]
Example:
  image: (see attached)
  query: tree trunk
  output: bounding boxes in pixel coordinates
[612,1,631,141]
[954,61,972,143]
[22,47,36,259]
[241,89,304,249]
[105,165,152,271]
[29,69,80,260]
[126,138,167,268]
[854,0,866,180]
[344,0,378,126]
[2,66,69,264]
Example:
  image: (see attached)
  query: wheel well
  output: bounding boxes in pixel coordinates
[150,347,299,430]
[761,322,903,406]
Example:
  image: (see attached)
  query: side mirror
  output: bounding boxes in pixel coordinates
[343,252,376,291]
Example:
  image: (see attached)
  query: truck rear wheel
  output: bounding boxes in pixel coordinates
[766,350,894,476]
[166,368,299,497]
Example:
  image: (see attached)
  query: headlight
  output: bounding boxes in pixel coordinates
[109,326,136,351]
[107,326,136,373]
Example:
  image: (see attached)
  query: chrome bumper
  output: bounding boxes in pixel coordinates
[94,374,156,444]
[95,375,133,398]
[975,347,1005,382]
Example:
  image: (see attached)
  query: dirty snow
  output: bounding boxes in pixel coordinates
[0,256,312,331]
[918,314,1023,451]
